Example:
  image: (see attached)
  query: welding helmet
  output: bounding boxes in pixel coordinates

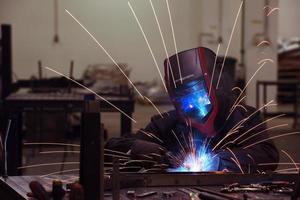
[164,47,232,137]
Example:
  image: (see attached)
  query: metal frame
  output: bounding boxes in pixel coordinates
[256,80,300,128]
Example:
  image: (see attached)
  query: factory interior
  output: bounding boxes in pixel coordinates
[0,0,300,199]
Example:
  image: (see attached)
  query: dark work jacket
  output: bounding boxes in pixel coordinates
[105,105,279,173]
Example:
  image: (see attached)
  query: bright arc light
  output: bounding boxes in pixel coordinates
[169,147,218,172]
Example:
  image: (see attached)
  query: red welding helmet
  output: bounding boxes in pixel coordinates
[164,47,231,137]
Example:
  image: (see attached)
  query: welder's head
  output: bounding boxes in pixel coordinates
[164,47,233,137]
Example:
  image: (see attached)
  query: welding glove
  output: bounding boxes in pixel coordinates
[130,139,171,166]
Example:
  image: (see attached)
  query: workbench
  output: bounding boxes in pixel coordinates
[0,173,299,200]
[4,91,132,176]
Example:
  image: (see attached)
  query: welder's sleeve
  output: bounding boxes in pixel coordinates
[215,107,279,173]
[104,111,177,155]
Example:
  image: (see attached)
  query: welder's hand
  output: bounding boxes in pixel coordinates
[130,140,169,165]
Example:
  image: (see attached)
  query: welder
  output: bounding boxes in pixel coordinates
[105,47,279,173]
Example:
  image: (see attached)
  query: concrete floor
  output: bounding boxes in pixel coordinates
[21,103,300,176]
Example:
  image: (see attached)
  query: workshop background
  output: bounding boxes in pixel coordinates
[0,0,300,176]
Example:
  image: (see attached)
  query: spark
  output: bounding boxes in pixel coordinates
[227,148,244,174]
[257,40,271,47]
[137,129,164,144]
[211,129,239,152]
[257,58,274,65]
[238,123,289,145]
[171,129,186,154]
[263,5,272,11]
[230,157,244,174]
[40,151,80,154]
[166,0,182,83]
[267,7,280,16]
[143,96,164,118]
[216,0,243,89]
[104,148,131,156]
[232,86,243,94]
[104,153,130,159]
[43,176,79,183]
[275,167,299,173]
[18,162,79,170]
[226,96,247,120]
[65,9,144,99]
[234,105,248,112]
[149,0,176,88]
[247,154,256,164]
[281,149,298,172]
[41,168,80,177]
[229,61,268,113]
[45,66,137,123]
[243,131,300,149]
[209,43,221,96]
[24,142,80,147]
[259,162,300,166]
[23,142,137,163]
[128,1,167,92]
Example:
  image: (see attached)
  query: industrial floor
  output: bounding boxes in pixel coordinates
[21,103,300,176]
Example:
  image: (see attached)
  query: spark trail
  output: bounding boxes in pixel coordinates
[65,9,144,99]
[128,1,167,92]
[216,0,243,89]
[166,0,182,83]
[149,0,176,88]
[209,43,221,96]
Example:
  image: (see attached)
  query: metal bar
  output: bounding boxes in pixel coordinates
[80,100,103,200]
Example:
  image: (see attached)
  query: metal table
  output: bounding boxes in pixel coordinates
[4,91,134,176]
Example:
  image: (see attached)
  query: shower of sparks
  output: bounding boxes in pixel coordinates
[45,66,137,123]
[65,9,144,99]
[243,131,300,149]
[231,114,286,144]
[216,0,243,89]
[149,0,176,88]
[143,96,164,118]
[209,43,221,96]
[18,162,79,170]
[168,133,218,172]
[128,1,167,92]
[238,123,289,145]
[257,40,271,47]
[281,149,299,172]
[212,100,276,151]
[166,0,182,84]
